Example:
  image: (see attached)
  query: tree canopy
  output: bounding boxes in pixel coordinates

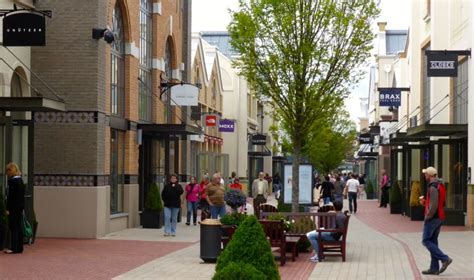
[229,0,378,211]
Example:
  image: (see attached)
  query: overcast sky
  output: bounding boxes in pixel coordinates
[192,0,411,126]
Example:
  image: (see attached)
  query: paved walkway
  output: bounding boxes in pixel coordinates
[1,198,472,280]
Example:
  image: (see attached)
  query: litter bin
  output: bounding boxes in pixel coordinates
[200,219,222,263]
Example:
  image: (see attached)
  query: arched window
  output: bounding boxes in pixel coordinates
[163,39,173,122]
[139,0,153,121]
[111,4,125,116]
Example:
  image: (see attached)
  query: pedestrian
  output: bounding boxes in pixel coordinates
[345,174,360,214]
[379,169,389,208]
[333,175,344,202]
[419,167,452,275]
[161,174,183,237]
[185,176,200,226]
[199,174,210,221]
[358,173,366,199]
[206,173,226,219]
[306,200,346,262]
[321,175,335,205]
[272,172,281,199]
[229,171,237,184]
[4,162,25,254]
[229,177,243,191]
[252,172,269,213]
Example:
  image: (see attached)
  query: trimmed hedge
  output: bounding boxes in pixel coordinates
[215,215,280,280]
[213,262,266,280]
[409,181,422,207]
[145,183,163,212]
[389,180,402,205]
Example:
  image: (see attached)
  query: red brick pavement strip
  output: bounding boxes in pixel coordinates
[355,200,468,280]
[278,252,316,280]
[0,238,193,280]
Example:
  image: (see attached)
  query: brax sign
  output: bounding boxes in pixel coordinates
[3,11,46,46]
[427,53,458,77]
[379,88,401,107]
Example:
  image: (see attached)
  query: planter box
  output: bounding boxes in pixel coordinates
[390,204,402,214]
[366,193,375,199]
[410,206,424,221]
[141,210,163,229]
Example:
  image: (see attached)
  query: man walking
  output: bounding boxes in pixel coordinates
[206,173,226,219]
[420,166,452,275]
[252,172,269,216]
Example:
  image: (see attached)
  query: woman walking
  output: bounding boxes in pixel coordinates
[161,174,183,236]
[185,176,200,226]
[4,162,25,254]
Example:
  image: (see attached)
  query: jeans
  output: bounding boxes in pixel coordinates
[422,218,449,270]
[210,205,227,219]
[186,201,198,224]
[348,192,357,213]
[323,197,331,205]
[306,230,335,258]
[164,207,179,235]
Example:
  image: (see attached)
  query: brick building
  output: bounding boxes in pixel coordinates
[30,0,197,238]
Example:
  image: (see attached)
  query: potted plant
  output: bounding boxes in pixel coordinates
[224,189,246,213]
[389,180,402,214]
[141,183,164,228]
[366,180,375,199]
[220,212,246,246]
[409,181,424,221]
[0,187,7,250]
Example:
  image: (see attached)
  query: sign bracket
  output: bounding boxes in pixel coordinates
[425,49,471,57]
[0,7,52,18]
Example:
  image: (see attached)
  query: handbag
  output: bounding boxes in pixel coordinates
[22,212,33,243]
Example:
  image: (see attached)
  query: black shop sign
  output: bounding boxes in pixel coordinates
[251,134,267,145]
[3,11,46,46]
[359,133,373,144]
[427,53,458,77]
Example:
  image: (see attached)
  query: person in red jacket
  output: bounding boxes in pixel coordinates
[185,176,200,226]
[419,167,452,275]
[199,174,210,220]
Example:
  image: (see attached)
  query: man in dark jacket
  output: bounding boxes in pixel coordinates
[420,167,452,275]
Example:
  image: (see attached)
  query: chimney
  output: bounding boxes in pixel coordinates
[377,22,387,32]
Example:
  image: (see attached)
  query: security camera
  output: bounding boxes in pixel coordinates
[103,30,115,44]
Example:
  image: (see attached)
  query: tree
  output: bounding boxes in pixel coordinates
[306,111,357,174]
[229,0,378,211]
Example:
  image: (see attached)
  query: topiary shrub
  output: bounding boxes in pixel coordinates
[145,183,163,212]
[409,181,422,207]
[215,215,280,280]
[389,180,402,214]
[366,180,375,198]
[213,262,266,280]
[220,212,247,226]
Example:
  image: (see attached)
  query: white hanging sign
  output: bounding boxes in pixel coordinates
[170,84,199,106]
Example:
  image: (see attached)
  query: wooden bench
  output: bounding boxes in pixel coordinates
[259,220,287,266]
[317,212,350,262]
[255,203,277,220]
[261,211,351,262]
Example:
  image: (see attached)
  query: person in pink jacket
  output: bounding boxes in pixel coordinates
[185,176,200,225]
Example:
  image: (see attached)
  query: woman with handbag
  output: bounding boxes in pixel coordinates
[161,174,184,237]
[4,162,25,254]
[185,176,200,226]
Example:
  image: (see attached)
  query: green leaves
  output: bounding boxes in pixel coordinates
[144,183,163,212]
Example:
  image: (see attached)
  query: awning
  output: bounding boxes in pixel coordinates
[248,151,272,157]
[0,97,66,112]
[138,123,202,138]
[382,131,428,146]
[406,124,467,138]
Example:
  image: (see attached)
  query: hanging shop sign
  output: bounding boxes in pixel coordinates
[358,133,373,144]
[251,134,267,145]
[205,115,217,126]
[379,88,401,107]
[2,11,47,46]
[218,119,235,132]
[426,53,458,77]
[170,84,199,106]
[379,89,401,107]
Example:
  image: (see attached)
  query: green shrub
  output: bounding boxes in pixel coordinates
[213,262,266,280]
[220,212,247,226]
[409,181,422,207]
[366,180,374,194]
[288,216,316,234]
[0,187,7,226]
[389,180,402,205]
[145,183,163,212]
[267,213,291,231]
[215,215,280,280]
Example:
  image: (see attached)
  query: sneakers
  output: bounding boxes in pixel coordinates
[185,223,190,226]
[439,258,453,274]
[171,233,176,237]
[421,269,439,275]
[163,233,170,237]
[309,256,319,263]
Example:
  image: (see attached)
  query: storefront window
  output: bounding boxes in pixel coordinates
[111,4,125,116]
[453,60,468,124]
[110,129,125,213]
[139,0,153,121]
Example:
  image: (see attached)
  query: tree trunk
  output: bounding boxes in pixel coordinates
[291,139,302,212]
